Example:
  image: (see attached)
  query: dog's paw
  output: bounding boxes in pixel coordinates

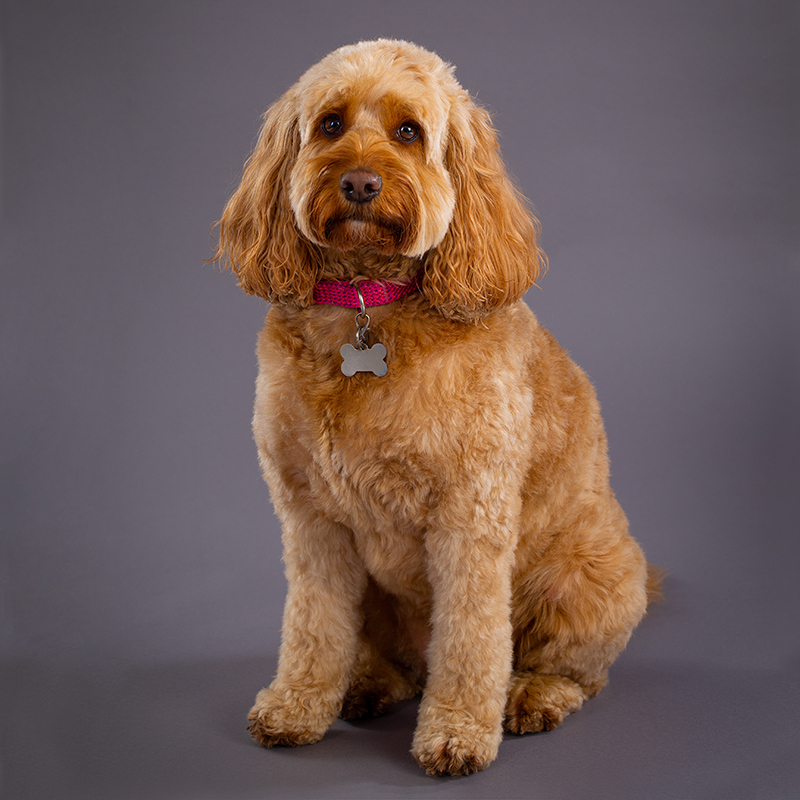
[340,679,397,721]
[247,687,333,748]
[413,734,496,776]
[504,672,587,735]
[411,705,501,776]
[340,666,420,721]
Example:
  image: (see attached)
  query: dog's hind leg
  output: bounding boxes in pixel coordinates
[506,495,648,735]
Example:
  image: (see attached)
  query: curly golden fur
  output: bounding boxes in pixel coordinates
[215,39,652,776]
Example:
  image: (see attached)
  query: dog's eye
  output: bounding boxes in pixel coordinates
[321,114,344,137]
[396,122,420,142]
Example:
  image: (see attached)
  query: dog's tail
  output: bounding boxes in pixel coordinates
[645,563,666,606]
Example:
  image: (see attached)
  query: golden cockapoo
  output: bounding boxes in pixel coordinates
[215,39,653,776]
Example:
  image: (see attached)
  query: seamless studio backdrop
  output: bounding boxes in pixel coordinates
[2,1,798,799]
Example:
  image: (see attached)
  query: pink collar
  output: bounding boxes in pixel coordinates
[313,278,419,308]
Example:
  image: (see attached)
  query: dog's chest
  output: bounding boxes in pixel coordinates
[254,305,536,597]
[314,385,445,597]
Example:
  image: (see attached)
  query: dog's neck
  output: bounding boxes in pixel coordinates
[319,248,421,285]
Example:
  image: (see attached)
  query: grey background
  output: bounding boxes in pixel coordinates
[2,1,798,798]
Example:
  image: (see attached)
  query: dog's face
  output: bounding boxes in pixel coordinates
[217,39,546,319]
[288,42,460,258]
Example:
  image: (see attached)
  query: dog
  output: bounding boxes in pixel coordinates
[215,39,652,776]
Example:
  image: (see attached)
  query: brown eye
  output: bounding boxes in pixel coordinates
[321,114,343,136]
[396,122,420,142]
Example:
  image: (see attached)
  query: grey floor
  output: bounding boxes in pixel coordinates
[4,588,799,800]
[3,1,798,798]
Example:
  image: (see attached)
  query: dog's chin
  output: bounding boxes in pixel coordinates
[322,218,406,254]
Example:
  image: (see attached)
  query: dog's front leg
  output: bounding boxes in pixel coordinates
[248,508,367,748]
[412,489,518,776]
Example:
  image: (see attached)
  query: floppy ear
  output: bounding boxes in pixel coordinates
[213,92,320,305]
[421,101,547,322]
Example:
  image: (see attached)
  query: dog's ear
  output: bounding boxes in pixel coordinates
[421,100,547,321]
[213,92,320,305]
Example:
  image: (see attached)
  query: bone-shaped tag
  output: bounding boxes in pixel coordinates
[340,343,387,377]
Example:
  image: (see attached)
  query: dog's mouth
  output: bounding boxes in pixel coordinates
[322,216,408,253]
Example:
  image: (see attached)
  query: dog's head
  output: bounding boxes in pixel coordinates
[216,39,546,321]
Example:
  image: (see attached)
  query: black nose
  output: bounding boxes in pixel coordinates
[340,169,382,203]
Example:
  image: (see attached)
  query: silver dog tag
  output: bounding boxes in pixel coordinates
[339,282,388,377]
[340,343,387,377]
